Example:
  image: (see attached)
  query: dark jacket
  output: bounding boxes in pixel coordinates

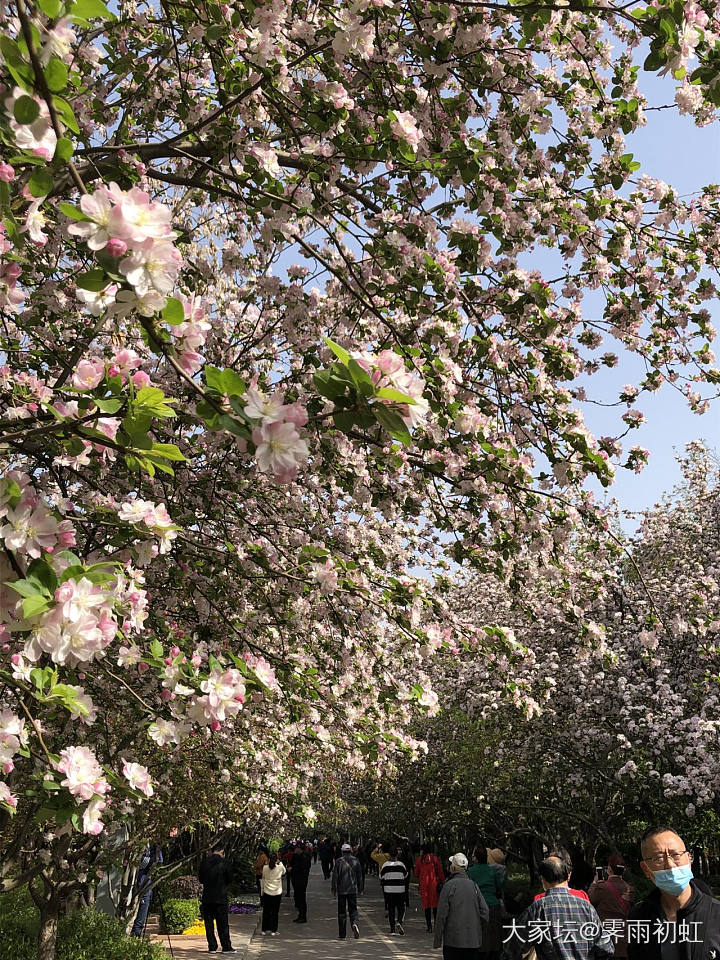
[331,853,364,896]
[627,881,720,960]
[290,850,312,879]
[198,853,234,904]
[434,871,490,950]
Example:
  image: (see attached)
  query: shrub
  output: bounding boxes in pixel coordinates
[57,909,168,960]
[161,897,200,934]
[0,889,167,960]
[228,853,256,893]
[0,887,37,960]
[161,874,203,900]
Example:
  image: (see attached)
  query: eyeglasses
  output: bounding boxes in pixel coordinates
[643,850,691,868]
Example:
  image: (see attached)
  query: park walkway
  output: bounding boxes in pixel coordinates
[247,861,435,960]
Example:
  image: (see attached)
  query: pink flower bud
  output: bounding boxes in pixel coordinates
[132,370,151,388]
[210,720,221,732]
[106,237,128,258]
[0,163,15,182]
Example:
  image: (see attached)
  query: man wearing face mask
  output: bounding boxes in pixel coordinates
[627,825,720,960]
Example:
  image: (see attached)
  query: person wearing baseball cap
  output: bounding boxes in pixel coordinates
[433,852,489,958]
[331,842,364,940]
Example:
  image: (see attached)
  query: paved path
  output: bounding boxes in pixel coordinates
[150,909,259,959]
[247,863,436,960]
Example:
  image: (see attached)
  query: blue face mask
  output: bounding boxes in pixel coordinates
[653,865,693,896]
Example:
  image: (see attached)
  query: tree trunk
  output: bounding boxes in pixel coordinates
[37,896,60,960]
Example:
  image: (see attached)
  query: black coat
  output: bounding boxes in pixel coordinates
[291,850,312,880]
[627,881,720,960]
[198,854,234,904]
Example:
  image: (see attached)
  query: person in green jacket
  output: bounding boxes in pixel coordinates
[467,846,503,960]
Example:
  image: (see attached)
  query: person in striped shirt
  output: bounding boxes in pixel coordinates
[380,849,410,936]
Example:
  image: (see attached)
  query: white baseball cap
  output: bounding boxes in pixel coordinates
[449,853,468,869]
[341,843,353,852]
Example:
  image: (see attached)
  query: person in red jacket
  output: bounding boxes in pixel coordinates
[415,842,445,932]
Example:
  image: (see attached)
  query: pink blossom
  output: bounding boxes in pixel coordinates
[107,187,175,243]
[0,781,17,811]
[81,796,106,835]
[25,608,107,665]
[5,88,57,159]
[119,238,182,295]
[56,745,108,801]
[132,370,152,388]
[54,577,105,623]
[389,111,423,151]
[72,359,105,390]
[252,420,309,481]
[122,759,154,797]
[0,163,15,182]
[106,237,128,257]
[0,503,59,557]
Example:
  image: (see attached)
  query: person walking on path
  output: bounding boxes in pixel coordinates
[588,854,633,958]
[291,842,312,923]
[260,851,286,937]
[380,848,410,936]
[198,843,236,955]
[331,842,364,941]
[468,847,504,960]
[372,842,392,914]
[253,845,269,897]
[415,842,445,933]
[282,843,294,898]
[130,842,163,937]
[487,848,507,888]
[319,837,334,880]
[434,852,489,960]
[502,854,613,960]
[627,824,720,959]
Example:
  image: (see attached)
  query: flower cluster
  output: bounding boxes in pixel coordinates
[68,183,182,316]
[352,349,429,428]
[245,387,309,482]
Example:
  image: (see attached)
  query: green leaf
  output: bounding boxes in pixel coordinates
[75,268,109,292]
[313,368,350,401]
[44,58,69,93]
[22,594,52,618]
[69,0,112,20]
[375,386,417,405]
[54,137,74,164]
[37,0,63,15]
[13,95,39,124]
[28,168,54,198]
[135,386,165,406]
[221,369,246,397]
[59,202,90,221]
[26,559,58,594]
[5,579,43,599]
[218,414,249,438]
[51,96,80,134]
[149,639,163,659]
[204,366,224,393]
[347,358,374,397]
[94,396,123,414]
[161,296,185,325]
[323,337,350,366]
[372,404,412,445]
[149,442,186,461]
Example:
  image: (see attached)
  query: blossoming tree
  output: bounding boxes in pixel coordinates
[2,0,720,956]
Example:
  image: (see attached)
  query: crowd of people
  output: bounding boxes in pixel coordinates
[201,824,720,957]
